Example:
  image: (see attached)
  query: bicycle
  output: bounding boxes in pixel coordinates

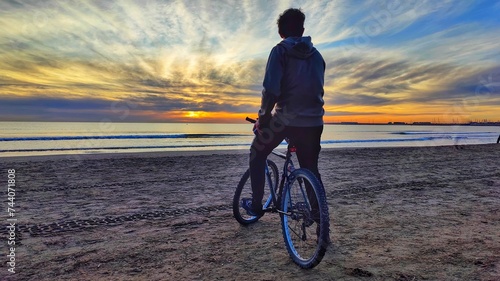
[233,117,330,269]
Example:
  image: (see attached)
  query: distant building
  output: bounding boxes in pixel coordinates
[469,121,500,126]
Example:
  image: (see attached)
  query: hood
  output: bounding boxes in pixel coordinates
[278,36,317,59]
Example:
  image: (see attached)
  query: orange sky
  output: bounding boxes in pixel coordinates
[1,1,499,124]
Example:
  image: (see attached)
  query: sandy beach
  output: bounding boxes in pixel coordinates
[1,144,499,280]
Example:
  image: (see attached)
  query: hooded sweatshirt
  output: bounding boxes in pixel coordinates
[258,36,325,127]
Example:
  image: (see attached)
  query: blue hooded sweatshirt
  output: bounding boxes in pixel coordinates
[258,36,325,127]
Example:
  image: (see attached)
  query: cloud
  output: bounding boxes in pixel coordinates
[0,96,123,121]
[323,53,500,121]
[325,110,385,117]
[0,0,499,122]
[404,66,500,105]
[330,92,392,106]
[400,24,500,65]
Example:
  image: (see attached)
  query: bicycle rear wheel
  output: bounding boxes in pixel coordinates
[233,160,278,225]
[281,168,330,269]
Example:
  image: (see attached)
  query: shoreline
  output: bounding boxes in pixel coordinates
[1,142,498,162]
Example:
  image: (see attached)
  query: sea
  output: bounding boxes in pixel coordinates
[1,122,499,157]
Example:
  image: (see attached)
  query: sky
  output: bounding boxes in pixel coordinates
[0,0,499,124]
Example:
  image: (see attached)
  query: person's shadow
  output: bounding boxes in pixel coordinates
[497,134,500,144]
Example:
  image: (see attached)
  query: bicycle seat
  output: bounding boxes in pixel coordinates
[285,138,297,152]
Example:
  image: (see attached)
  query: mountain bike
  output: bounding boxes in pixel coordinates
[233,117,330,269]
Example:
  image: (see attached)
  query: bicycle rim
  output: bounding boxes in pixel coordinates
[233,160,278,225]
[281,169,330,269]
[263,160,279,209]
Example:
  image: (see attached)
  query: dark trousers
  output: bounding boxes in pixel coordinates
[249,122,323,215]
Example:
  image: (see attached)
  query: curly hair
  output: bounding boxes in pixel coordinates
[277,8,305,38]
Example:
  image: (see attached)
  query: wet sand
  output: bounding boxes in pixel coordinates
[1,144,499,280]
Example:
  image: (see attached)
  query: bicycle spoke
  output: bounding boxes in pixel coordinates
[233,160,279,226]
[281,169,329,269]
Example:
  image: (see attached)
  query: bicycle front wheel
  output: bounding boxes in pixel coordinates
[281,168,330,269]
[233,160,278,225]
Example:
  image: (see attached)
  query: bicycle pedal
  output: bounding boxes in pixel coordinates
[295,202,308,211]
[262,207,273,212]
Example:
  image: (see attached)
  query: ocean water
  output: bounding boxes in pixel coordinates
[1,122,499,157]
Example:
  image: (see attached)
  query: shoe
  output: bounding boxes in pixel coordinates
[241,198,260,217]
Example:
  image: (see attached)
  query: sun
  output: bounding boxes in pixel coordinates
[185,111,202,118]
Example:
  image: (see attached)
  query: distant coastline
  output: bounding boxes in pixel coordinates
[326,122,500,127]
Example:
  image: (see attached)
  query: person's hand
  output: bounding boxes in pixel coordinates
[253,118,264,136]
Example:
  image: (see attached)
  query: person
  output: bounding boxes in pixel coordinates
[243,8,326,218]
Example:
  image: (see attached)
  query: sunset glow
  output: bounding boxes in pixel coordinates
[0,1,499,123]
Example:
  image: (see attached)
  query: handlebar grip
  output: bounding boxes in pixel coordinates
[246,117,257,124]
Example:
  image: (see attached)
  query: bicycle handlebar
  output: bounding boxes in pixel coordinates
[246,116,294,156]
[246,117,257,124]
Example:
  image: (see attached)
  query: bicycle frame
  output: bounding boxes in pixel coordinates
[264,143,297,213]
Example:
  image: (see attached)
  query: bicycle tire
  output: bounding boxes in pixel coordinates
[233,160,278,225]
[280,168,330,269]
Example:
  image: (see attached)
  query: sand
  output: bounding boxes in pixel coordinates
[1,144,499,280]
